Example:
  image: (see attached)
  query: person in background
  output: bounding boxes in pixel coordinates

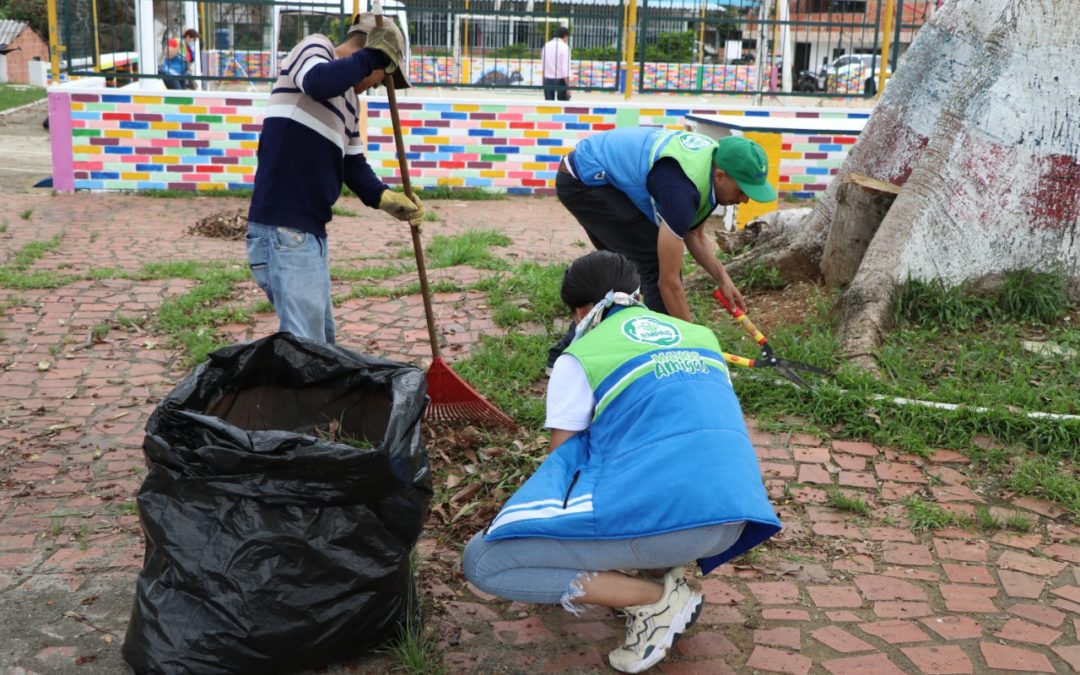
[464,250,781,673]
[245,13,424,344]
[541,26,571,101]
[160,28,199,89]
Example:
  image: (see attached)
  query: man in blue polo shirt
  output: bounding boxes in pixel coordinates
[246,13,424,344]
[547,128,776,370]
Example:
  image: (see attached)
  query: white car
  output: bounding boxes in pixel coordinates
[824,54,890,96]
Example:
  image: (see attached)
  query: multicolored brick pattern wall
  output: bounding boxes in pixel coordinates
[53,90,261,191]
[48,87,866,198]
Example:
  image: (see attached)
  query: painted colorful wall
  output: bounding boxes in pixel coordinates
[47,84,866,200]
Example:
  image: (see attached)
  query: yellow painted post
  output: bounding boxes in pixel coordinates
[91,0,101,71]
[697,0,705,64]
[624,1,637,100]
[735,131,781,229]
[545,0,551,41]
[878,0,896,97]
[47,0,62,83]
[463,0,471,84]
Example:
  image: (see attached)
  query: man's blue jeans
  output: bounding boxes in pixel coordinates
[246,221,336,343]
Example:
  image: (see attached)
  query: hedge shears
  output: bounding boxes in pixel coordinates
[714,290,829,388]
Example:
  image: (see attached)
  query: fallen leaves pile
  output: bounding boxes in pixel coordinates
[187,209,248,240]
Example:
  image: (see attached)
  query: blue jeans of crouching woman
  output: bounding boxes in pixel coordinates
[463,522,745,613]
[246,221,336,344]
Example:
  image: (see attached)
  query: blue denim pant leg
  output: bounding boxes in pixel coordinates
[246,221,336,343]
[463,522,745,611]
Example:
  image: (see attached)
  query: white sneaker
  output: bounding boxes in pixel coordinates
[608,568,703,673]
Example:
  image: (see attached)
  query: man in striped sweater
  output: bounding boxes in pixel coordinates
[247,13,424,344]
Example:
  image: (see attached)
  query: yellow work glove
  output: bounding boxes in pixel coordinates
[378,190,424,222]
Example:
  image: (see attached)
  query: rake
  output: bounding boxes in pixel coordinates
[374,4,516,430]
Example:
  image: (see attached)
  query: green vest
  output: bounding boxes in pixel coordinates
[653,132,719,229]
[566,306,729,422]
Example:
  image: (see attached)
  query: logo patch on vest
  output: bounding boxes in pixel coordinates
[677,134,713,152]
[622,317,682,347]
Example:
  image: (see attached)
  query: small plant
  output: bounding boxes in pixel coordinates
[423,210,438,222]
[91,322,111,341]
[426,229,512,270]
[893,277,994,331]
[973,505,1000,530]
[736,263,786,290]
[1004,513,1033,532]
[0,218,8,233]
[380,551,446,675]
[827,489,871,515]
[18,209,32,220]
[331,205,359,218]
[571,239,587,248]
[905,496,965,532]
[49,516,63,536]
[998,269,1070,324]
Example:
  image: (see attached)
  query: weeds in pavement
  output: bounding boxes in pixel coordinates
[425,230,512,270]
[381,550,446,675]
[424,210,438,222]
[331,205,359,218]
[905,496,965,532]
[138,261,250,365]
[0,235,79,289]
[827,489,871,516]
[18,209,32,220]
[0,218,7,233]
[138,188,254,199]
[332,262,415,282]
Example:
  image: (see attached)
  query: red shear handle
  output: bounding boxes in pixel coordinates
[714,289,767,347]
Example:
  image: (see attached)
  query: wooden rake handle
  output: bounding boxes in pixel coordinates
[373,3,441,361]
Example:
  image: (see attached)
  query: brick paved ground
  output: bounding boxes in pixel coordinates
[1,192,1079,674]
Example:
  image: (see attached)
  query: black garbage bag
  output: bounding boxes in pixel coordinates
[122,332,432,675]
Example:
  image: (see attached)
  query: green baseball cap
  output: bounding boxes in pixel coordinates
[713,136,777,203]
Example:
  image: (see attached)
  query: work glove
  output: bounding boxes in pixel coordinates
[365,26,403,74]
[379,189,424,222]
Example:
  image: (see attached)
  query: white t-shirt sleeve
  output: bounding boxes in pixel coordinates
[545,354,594,431]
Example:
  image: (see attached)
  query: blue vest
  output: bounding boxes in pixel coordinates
[570,127,718,228]
[484,307,782,574]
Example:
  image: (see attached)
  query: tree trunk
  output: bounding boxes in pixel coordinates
[820,175,900,289]
[726,0,1012,282]
[836,0,1080,368]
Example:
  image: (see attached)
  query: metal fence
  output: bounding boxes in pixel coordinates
[52,0,936,97]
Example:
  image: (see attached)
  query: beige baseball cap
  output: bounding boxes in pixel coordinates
[347,13,410,89]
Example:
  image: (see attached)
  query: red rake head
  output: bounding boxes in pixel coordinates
[425,358,516,430]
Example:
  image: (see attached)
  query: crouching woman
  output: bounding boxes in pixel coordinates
[463,251,782,673]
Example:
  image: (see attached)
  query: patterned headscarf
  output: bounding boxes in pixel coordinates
[572,289,645,343]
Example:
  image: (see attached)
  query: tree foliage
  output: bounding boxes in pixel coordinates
[0,0,48,40]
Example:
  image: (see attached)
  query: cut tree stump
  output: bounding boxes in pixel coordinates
[820,174,902,289]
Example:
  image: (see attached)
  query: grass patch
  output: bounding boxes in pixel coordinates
[0,84,46,112]
[380,552,446,675]
[1009,456,1080,517]
[426,229,512,270]
[733,263,787,291]
[456,332,550,427]
[139,261,250,364]
[472,262,567,329]
[18,209,32,220]
[423,210,439,222]
[0,236,80,289]
[336,279,464,302]
[136,188,254,199]
[412,186,506,201]
[827,489,871,516]
[331,262,414,282]
[331,205,359,217]
[905,496,966,532]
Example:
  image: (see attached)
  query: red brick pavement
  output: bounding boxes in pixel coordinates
[1,193,1080,673]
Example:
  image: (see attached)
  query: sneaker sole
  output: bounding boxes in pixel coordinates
[612,592,704,674]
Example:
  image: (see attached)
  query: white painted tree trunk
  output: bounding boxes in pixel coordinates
[836,0,1080,366]
[726,0,1012,280]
